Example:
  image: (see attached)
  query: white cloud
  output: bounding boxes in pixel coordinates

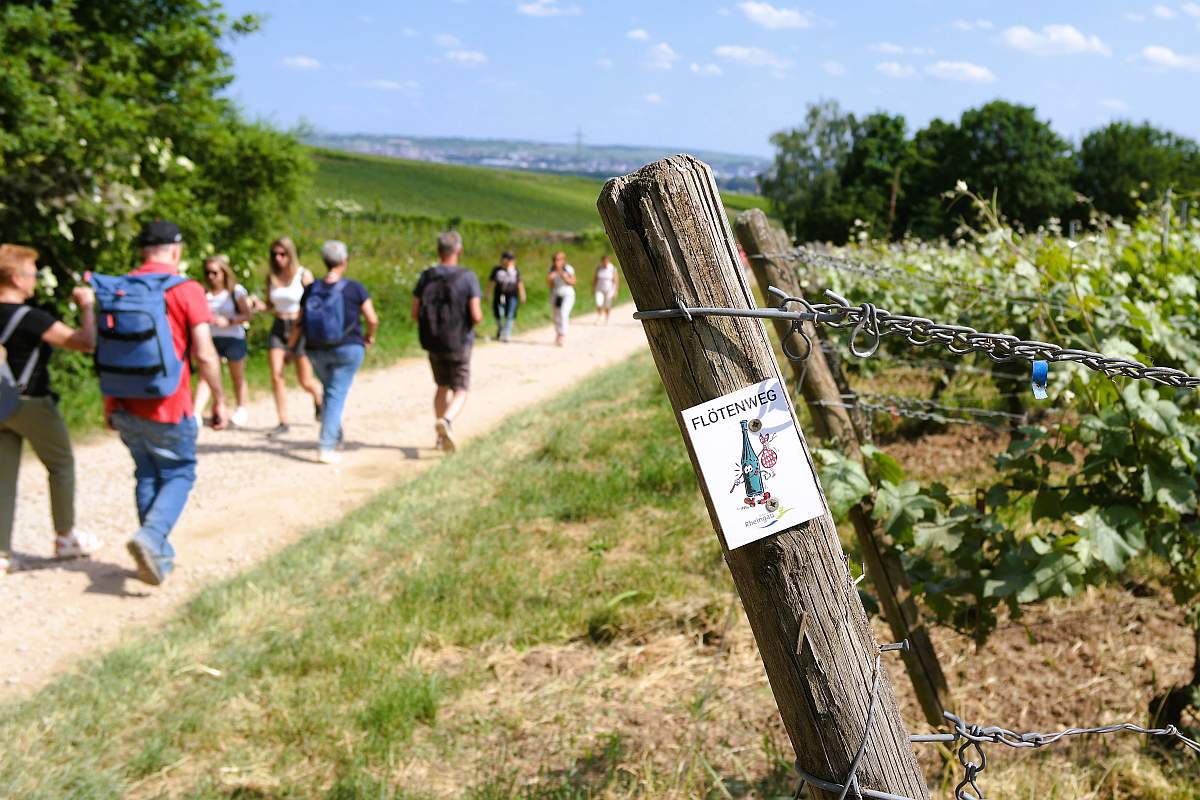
[446,49,488,65]
[1001,24,1110,56]
[871,42,933,56]
[646,42,680,69]
[737,1,812,29]
[434,33,462,48]
[925,60,997,82]
[1100,98,1130,111]
[950,18,993,31]
[821,60,845,76]
[596,57,614,69]
[1185,2,1200,17]
[516,0,581,17]
[1152,4,1176,18]
[875,61,916,78]
[690,62,724,76]
[626,28,650,41]
[363,79,419,94]
[644,92,664,105]
[282,55,320,70]
[1139,44,1200,70]
[713,44,791,69]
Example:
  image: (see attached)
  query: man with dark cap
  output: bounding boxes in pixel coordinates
[99,220,227,585]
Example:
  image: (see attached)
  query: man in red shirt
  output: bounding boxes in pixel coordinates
[106,221,227,585]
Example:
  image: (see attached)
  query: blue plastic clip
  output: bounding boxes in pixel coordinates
[1031,360,1049,400]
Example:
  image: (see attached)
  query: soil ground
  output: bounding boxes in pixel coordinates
[1,306,646,698]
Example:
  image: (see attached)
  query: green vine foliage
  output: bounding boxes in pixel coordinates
[813,195,1200,653]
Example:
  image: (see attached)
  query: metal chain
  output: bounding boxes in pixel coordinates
[632,288,1200,389]
[853,393,1032,422]
[811,399,1013,431]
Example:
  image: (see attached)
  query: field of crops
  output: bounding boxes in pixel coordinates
[310,149,769,232]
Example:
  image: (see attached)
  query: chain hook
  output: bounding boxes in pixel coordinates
[849,302,882,358]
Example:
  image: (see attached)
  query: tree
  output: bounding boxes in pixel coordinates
[0,0,311,286]
[839,112,912,240]
[760,99,855,243]
[1076,121,1200,220]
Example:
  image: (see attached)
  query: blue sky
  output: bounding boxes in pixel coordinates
[220,0,1200,158]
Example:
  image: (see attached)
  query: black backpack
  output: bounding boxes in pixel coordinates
[418,267,469,353]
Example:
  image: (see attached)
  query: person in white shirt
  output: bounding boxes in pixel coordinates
[263,237,323,439]
[194,254,252,427]
[592,254,619,325]
[547,250,576,347]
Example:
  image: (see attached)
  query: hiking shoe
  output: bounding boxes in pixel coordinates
[267,423,290,440]
[317,449,341,465]
[126,538,164,586]
[55,530,99,559]
[0,552,19,575]
[435,418,456,453]
[230,406,249,427]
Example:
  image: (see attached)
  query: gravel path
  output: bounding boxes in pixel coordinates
[1,306,647,698]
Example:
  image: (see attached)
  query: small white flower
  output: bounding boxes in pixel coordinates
[955,179,969,193]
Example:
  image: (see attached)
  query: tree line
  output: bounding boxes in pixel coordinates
[760,99,1200,244]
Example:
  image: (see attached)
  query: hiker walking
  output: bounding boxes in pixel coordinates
[0,244,100,573]
[264,237,323,439]
[91,221,228,586]
[591,254,619,325]
[412,231,482,452]
[291,240,377,464]
[488,250,525,342]
[548,250,576,346]
[194,254,252,427]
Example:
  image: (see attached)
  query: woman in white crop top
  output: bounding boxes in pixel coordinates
[264,236,323,438]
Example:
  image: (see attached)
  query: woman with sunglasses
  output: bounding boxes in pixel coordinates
[264,237,323,438]
[194,254,252,427]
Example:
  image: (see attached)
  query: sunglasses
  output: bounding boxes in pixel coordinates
[204,270,221,276]
[271,251,288,258]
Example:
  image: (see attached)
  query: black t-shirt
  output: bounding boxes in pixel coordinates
[0,302,55,398]
[413,265,483,351]
[488,265,522,299]
[299,278,370,349]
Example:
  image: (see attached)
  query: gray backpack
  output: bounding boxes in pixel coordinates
[0,307,38,422]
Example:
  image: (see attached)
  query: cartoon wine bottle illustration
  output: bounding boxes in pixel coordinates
[738,419,766,505]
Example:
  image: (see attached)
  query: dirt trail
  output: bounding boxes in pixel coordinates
[1,307,646,699]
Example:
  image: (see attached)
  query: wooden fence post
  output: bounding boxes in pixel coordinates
[734,208,951,729]
[598,155,930,799]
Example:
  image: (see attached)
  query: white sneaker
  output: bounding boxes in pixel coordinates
[55,530,99,559]
[435,418,456,453]
[317,449,342,464]
[0,553,17,574]
[230,406,249,427]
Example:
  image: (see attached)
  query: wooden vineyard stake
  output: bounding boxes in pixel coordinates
[597,156,930,799]
[735,208,951,728]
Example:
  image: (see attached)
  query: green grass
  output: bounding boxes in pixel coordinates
[311,148,769,232]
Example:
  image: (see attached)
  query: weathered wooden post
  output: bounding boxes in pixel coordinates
[735,208,951,728]
[598,155,930,799]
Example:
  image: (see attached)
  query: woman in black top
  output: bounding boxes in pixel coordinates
[488,251,525,342]
[0,244,99,573]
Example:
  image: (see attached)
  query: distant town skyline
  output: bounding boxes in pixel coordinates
[221,1,1200,158]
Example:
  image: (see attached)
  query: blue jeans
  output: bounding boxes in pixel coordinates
[111,411,198,577]
[493,294,518,339]
[307,344,365,451]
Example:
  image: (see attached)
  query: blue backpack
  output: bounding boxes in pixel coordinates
[302,280,347,347]
[89,271,188,398]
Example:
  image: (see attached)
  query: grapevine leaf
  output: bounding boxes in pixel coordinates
[816,453,870,520]
[1073,506,1144,572]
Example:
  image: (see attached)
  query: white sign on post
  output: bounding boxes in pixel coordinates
[681,377,826,549]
